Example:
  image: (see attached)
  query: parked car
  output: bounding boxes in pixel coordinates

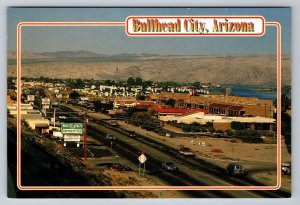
[58,115,67,119]
[281,162,291,175]
[179,147,195,156]
[162,162,178,171]
[226,163,245,176]
[105,134,116,140]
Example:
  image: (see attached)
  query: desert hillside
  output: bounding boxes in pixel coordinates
[7,51,291,86]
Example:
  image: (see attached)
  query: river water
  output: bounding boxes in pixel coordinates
[230,86,277,101]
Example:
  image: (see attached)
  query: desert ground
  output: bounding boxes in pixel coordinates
[8,54,291,85]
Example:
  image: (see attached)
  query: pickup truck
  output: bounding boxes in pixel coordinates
[179,147,195,156]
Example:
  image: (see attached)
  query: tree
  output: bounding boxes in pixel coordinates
[191,81,201,89]
[136,94,146,100]
[127,77,135,87]
[126,107,137,118]
[165,98,176,107]
[231,121,245,130]
[93,101,102,112]
[142,80,153,88]
[69,91,80,99]
[135,77,143,86]
[130,112,152,126]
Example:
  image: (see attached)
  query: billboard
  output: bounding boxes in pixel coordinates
[51,102,60,109]
[64,135,81,142]
[61,123,84,134]
[41,98,50,105]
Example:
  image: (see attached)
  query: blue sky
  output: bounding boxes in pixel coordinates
[7,8,291,55]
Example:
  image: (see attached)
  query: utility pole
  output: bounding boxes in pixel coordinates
[84,110,87,161]
[53,108,56,127]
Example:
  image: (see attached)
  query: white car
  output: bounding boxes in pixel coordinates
[106,134,116,140]
[58,116,67,119]
[179,147,195,156]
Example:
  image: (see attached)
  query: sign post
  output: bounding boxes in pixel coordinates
[61,123,84,135]
[51,102,60,128]
[201,141,206,155]
[61,123,84,149]
[138,153,147,176]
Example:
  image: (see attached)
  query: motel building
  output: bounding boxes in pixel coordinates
[208,103,246,117]
[152,106,275,131]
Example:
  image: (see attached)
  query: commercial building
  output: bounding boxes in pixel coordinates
[146,93,275,118]
[114,100,156,110]
[24,118,50,133]
[157,110,275,131]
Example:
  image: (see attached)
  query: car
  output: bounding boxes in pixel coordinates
[281,162,291,175]
[128,131,136,138]
[179,147,195,156]
[162,162,178,171]
[105,134,116,140]
[58,115,67,119]
[226,163,245,176]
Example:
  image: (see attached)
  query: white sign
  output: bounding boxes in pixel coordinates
[138,154,147,164]
[42,105,50,109]
[53,131,63,138]
[64,135,81,142]
[202,142,206,147]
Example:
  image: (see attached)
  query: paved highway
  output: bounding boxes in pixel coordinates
[53,105,290,198]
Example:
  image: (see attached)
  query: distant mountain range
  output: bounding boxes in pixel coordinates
[7,50,291,86]
[7,50,161,59]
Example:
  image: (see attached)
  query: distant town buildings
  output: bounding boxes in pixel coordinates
[8,78,277,133]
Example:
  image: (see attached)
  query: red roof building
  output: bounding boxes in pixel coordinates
[151,105,208,116]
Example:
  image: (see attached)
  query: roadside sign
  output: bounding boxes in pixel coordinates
[42,98,50,105]
[42,105,50,109]
[138,153,147,164]
[64,134,81,142]
[61,123,84,134]
[51,102,60,109]
[138,153,147,176]
[53,131,63,138]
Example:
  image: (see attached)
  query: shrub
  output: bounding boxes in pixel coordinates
[231,121,245,130]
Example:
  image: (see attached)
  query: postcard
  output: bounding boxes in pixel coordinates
[7,7,291,198]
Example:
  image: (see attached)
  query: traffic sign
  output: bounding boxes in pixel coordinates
[64,134,81,142]
[138,154,147,164]
[61,123,84,134]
